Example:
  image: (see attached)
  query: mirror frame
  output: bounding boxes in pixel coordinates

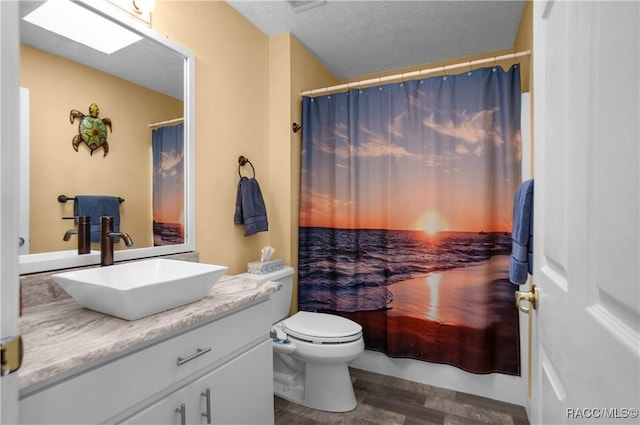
[19,0,195,274]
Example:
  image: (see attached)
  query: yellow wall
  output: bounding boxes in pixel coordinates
[269,33,339,312]
[514,0,533,94]
[152,1,272,273]
[20,45,182,253]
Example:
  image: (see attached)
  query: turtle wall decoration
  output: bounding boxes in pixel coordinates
[69,103,112,157]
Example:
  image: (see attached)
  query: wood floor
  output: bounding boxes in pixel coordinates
[274,368,530,425]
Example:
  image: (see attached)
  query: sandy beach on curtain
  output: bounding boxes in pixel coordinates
[339,255,521,375]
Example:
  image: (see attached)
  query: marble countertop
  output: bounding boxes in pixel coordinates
[19,275,279,392]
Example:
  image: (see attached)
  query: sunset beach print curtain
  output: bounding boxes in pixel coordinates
[299,65,522,375]
[152,123,185,246]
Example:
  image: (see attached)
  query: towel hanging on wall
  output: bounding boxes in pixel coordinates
[74,195,121,242]
[234,177,268,236]
[509,179,534,285]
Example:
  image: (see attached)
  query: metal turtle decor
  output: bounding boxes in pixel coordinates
[70,103,112,157]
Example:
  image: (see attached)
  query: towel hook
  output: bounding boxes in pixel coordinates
[238,155,255,178]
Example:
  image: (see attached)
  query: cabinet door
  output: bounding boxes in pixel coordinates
[122,341,273,425]
[122,382,198,425]
[203,341,273,425]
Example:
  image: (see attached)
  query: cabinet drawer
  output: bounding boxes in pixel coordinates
[19,300,271,425]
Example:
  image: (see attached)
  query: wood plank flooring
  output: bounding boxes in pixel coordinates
[274,368,529,425]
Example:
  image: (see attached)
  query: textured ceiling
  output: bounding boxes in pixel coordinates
[227,0,525,80]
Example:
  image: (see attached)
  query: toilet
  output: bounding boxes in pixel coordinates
[236,266,364,412]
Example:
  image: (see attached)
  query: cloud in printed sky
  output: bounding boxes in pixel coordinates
[385,112,406,139]
[157,151,183,179]
[423,108,505,146]
[299,189,353,228]
[455,144,469,155]
[318,122,419,160]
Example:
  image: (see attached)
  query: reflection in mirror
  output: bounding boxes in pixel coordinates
[18,0,195,274]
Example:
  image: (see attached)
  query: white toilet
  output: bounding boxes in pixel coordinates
[236,266,364,412]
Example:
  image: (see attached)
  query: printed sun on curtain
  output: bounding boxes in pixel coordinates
[299,66,522,375]
[152,123,185,246]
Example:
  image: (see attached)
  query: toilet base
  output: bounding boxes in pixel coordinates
[273,362,357,413]
[274,379,305,408]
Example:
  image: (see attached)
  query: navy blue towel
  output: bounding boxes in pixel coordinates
[234,177,268,236]
[74,195,121,243]
[509,180,534,285]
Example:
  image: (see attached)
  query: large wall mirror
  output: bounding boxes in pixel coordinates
[18,0,195,274]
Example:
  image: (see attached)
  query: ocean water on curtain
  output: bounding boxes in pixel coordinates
[153,222,184,245]
[298,227,512,312]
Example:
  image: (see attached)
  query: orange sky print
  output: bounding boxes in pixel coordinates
[298,66,522,375]
[152,123,184,245]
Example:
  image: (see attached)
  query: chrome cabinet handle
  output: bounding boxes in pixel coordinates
[175,403,186,425]
[201,387,212,424]
[176,347,212,366]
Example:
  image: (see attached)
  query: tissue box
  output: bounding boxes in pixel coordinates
[248,260,284,274]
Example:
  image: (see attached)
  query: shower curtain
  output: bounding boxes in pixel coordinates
[299,65,522,375]
[152,123,184,246]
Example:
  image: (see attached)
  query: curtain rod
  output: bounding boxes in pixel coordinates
[301,50,531,97]
[148,117,184,129]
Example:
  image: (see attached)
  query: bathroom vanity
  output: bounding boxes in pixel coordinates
[18,273,279,424]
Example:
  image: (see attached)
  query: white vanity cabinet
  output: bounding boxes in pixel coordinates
[19,300,274,425]
[123,341,272,425]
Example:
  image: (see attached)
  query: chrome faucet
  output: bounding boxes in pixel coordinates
[63,216,91,255]
[100,216,133,266]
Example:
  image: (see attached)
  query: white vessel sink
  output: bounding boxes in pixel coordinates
[52,259,227,320]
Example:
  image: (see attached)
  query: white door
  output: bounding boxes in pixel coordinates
[530,1,639,424]
[0,1,22,424]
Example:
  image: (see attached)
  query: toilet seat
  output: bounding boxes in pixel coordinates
[283,311,362,344]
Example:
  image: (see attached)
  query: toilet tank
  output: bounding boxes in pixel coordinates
[235,266,294,324]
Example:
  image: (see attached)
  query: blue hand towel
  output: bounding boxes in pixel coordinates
[234,177,268,236]
[74,195,121,243]
[509,180,534,285]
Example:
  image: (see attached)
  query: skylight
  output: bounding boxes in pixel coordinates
[287,0,325,13]
[23,0,143,55]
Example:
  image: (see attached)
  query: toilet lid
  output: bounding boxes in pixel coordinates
[283,311,362,343]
